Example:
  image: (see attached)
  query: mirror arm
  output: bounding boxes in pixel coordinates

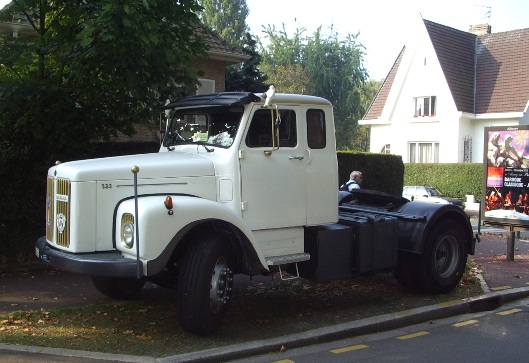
[264,105,281,156]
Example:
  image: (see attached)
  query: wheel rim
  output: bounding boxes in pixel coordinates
[434,234,459,278]
[209,256,233,313]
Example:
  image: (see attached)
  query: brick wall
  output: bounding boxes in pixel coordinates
[191,58,230,92]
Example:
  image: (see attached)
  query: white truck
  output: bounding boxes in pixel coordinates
[36,90,476,336]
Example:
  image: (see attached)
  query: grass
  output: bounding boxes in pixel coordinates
[0,265,483,358]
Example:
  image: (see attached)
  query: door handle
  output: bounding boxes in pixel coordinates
[289,155,304,160]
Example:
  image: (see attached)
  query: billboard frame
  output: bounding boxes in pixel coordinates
[482,125,529,230]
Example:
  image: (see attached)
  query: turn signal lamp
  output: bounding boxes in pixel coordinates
[164,196,174,215]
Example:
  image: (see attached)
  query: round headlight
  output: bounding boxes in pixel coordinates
[122,222,134,248]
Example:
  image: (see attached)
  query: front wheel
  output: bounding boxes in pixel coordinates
[414,219,468,294]
[177,235,234,336]
[91,276,145,299]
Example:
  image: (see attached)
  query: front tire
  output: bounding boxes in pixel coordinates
[177,235,234,336]
[91,276,145,299]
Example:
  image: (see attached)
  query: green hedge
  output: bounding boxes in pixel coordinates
[337,154,483,200]
[0,142,160,268]
[403,163,483,200]
[337,151,404,196]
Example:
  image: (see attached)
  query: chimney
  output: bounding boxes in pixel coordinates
[469,23,491,35]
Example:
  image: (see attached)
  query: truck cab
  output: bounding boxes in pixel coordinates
[36,90,474,336]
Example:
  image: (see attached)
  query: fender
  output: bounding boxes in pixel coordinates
[338,190,474,256]
[114,195,269,275]
[395,202,474,255]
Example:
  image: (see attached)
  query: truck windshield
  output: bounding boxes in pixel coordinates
[163,106,244,148]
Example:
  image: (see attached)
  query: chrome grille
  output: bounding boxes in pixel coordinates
[46,176,71,246]
[45,176,54,242]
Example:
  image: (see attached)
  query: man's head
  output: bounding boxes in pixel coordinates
[350,171,363,184]
[505,134,513,143]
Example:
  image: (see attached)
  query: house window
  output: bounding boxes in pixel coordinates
[197,78,215,94]
[463,136,472,162]
[414,96,436,117]
[381,144,391,154]
[409,142,439,163]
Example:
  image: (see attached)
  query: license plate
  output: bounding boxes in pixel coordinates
[35,246,40,258]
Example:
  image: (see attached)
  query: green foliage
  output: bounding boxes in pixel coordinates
[0,142,159,266]
[0,0,207,162]
[225,32,268,92]
[198,0,267,93]
[259,25,368,150]
[337,151,404,196]
[0,0,207,266]
[260,63,312,94]
[198,0,249,48]
[403,163,483,199]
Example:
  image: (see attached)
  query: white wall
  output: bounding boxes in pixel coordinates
[368,20,460,163]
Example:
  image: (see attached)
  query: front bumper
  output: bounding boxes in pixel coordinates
[35,236,142,278]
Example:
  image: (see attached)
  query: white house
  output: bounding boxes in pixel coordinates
[361,16,529,163]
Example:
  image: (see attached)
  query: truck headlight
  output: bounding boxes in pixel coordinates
[121,213,135,248]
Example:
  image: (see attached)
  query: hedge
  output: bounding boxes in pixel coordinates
[403,163,483,200]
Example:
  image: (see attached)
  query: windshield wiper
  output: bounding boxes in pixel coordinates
[202,144,214,153]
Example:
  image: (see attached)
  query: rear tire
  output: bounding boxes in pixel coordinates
[177,235,234,336]
[412,219,467,294]
[393,251,420,290]
[91,276,145,299]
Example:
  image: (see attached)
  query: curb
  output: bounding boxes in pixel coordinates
[166,287,529,363]
[2,287,529,363]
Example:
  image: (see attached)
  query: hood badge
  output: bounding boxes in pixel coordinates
[56,213,67,234]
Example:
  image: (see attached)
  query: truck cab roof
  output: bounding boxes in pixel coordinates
[164,92,332,109]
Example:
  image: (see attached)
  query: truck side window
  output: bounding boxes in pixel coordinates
[246,109,297,148]
[306,109,326,149]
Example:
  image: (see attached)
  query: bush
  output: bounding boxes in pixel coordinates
[0,142,159,268]
[403,163,482,200]
[337,151,404,196]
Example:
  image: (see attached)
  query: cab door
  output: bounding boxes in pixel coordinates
[239,106,306,230]
[303,106,338,225]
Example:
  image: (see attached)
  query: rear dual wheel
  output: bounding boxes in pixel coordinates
[394,219,467,294]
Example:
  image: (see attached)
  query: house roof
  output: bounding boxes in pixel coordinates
[476,28,529,114]
[197,24,250,63]
[363,19,529,120]
[363,46,405,120]
[424,20,477,113]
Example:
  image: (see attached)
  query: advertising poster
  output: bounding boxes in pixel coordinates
[483,125,529,226]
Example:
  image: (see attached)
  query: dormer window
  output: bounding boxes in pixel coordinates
[414,96,436,117]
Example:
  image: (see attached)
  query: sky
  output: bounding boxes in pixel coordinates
[245,0,529,80]
[0,0,527,80]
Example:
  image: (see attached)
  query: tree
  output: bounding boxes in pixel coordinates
[352,79,383,151]
[260,25,369,150]
[0,0,208,265]
[260,63,312,94]
[225,32,268,92]
[0,0,207,161]
[198,0,249,48]
[198,0,266,92]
